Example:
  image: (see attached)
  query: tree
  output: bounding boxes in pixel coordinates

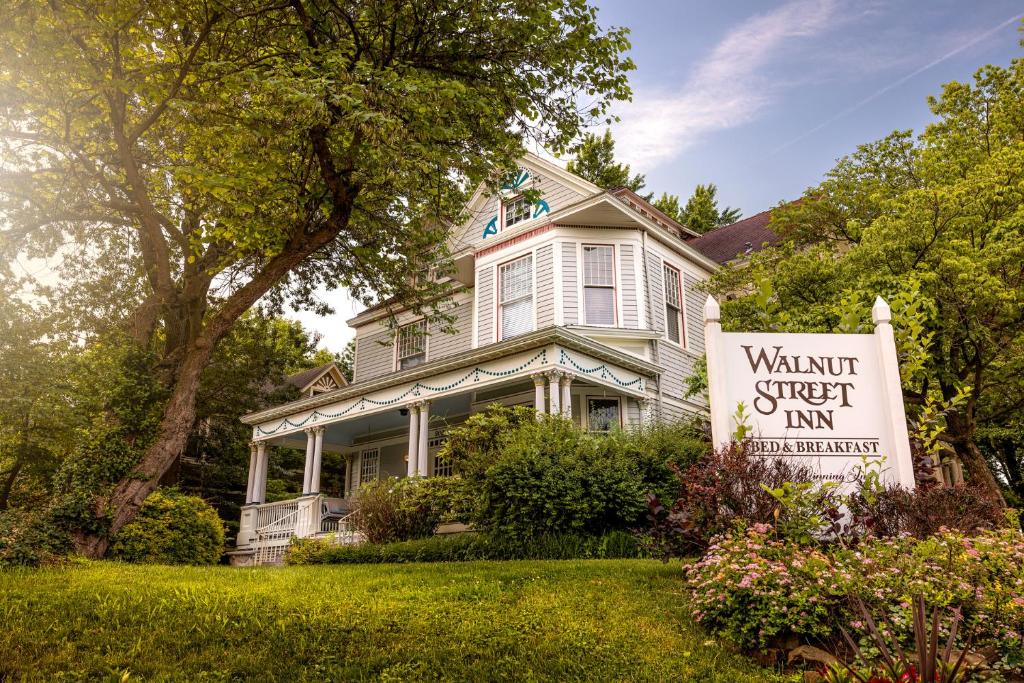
[336,339,356,383]
[663,184,741,234]
[710,51,1024,504]
[566,129,646,193]
[0,1,634,556]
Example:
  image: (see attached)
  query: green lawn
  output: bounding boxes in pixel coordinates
[0,559,782,682]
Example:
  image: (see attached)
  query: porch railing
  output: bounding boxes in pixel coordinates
[249,495,359,565]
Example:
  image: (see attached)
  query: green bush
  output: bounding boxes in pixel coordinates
[352,476,467,544]
[109,490,224,565]
[0,509,71,567]
[440,405,702,540]
[285,529,642,565]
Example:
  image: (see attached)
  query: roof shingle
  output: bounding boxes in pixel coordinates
[687,209,780,264]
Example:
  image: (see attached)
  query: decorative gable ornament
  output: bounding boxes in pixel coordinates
[703,295,916,489]
[481,168,551,240]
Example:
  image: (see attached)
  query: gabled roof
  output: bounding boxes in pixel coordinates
[607,187,700,239]
[284,362,348,395]
[687,209,780,264]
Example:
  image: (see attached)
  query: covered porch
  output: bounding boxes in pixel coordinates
[231,328,660,565]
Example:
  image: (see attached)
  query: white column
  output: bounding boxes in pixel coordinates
[872,296,916,490]
[407,404,420,477]
[301,428,316,494]
[253,441,269,504]
[703,296,731,449]
[245,442,258,504]
[533,373,547,417]
[417,401,430,477]
[559,373,573,419]
[547,371,561,416]
[310,427,325,495]
[344,454,353,497]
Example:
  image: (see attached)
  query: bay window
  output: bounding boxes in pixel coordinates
[583,245,616,325]
[499,254,533,340]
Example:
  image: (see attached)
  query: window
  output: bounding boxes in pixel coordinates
[359,448,379,483]
[396,320,427,370]
[583,245,616,325]
[587,397,621,432]
[498,255,533,340]
[503,196,531,229]
[663,264,684,345]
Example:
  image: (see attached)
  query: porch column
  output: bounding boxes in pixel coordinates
[637,398,651,427]
[344,454,353,497]
[532,373,547,418]
[310,427,325,495]
[245,441,258,504]
[559,373,573,419]
[253,441,269,504]
[301,428,316,495]
[407,403,420,477]
[546,370,562,416]
[417,401,430,477]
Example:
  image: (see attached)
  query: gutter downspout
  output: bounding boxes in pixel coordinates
[640,229,664,420]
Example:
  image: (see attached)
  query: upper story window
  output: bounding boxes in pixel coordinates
[663,263,685,346]
[503,196,531,229]
[582,245,616,326]
[498,254,533,340]
[396,320,427,370]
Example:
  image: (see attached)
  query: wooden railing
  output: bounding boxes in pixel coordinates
[249,495,359,565]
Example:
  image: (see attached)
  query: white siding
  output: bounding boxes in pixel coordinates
[353,327,393,383]
[619,244,638,329]
[536,244,555,329]
[684,272,705,355]
[429,300,473,361]
[476,264,495,346]
[562,242,579,325]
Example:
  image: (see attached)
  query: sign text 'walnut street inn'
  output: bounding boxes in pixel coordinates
[703,295,915,489]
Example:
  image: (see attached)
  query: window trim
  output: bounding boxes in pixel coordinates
[584,395,623,433]
[581,243,618,327]
[394,319,428,371]
[495,252,536,342]
[662,261,686,348]
[501,194,533,231]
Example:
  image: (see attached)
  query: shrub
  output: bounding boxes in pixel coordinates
[0,509,71,567]
[285,529,642,565]
[109,490,224,565]
[351,476,466,544]
[848,482,1006,539]
[641,442,821,557]
[597,419,707,503]
[685,525,1024,674]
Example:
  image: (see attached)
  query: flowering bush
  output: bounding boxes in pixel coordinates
[685,525,1024,673]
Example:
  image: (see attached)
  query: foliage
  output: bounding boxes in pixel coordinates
[351,476,463,544]
[0,509,72,568]
[685,525,1024,674]
[0,0,635,555]
[109,490,225,565]
[566,129,646,192]
[709,49,1024,502]
[641,442,820,558]
[0,560,783,682]
[286,530,641,565]
[655,183,741,233]
[848,482,1006,540]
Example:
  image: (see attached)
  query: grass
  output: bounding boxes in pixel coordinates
[0,559,783,682]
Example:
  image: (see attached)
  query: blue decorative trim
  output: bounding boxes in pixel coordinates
[256,350,548,436]
[481,215,498,239]
[532,199,549,218]
[558,350,644,389]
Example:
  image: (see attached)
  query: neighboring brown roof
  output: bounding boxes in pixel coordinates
[284,362,337,391]
[687,209,780,264]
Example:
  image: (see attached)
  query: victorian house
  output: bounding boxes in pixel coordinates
[231,154,764,564]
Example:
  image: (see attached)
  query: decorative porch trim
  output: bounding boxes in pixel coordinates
[557,349,644,390]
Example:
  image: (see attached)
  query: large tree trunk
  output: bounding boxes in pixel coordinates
[0,458,24,511]
[946,411,1007,507]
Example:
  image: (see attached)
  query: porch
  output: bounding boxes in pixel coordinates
[232,328,661,565]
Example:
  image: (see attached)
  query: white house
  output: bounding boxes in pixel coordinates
[230,153,767,565]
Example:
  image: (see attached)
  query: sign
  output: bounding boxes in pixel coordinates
[703,295,915,489]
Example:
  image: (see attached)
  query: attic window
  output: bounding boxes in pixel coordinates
[503,196,531,229]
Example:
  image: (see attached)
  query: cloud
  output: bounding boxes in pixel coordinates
[613,0,840,169]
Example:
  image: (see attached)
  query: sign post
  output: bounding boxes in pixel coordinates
[703,295,915,489]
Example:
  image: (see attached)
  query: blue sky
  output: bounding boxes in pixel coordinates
[294,1,1024,352]
[595,0,1023,215]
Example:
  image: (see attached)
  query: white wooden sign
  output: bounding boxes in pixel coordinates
[703,295,915,489]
